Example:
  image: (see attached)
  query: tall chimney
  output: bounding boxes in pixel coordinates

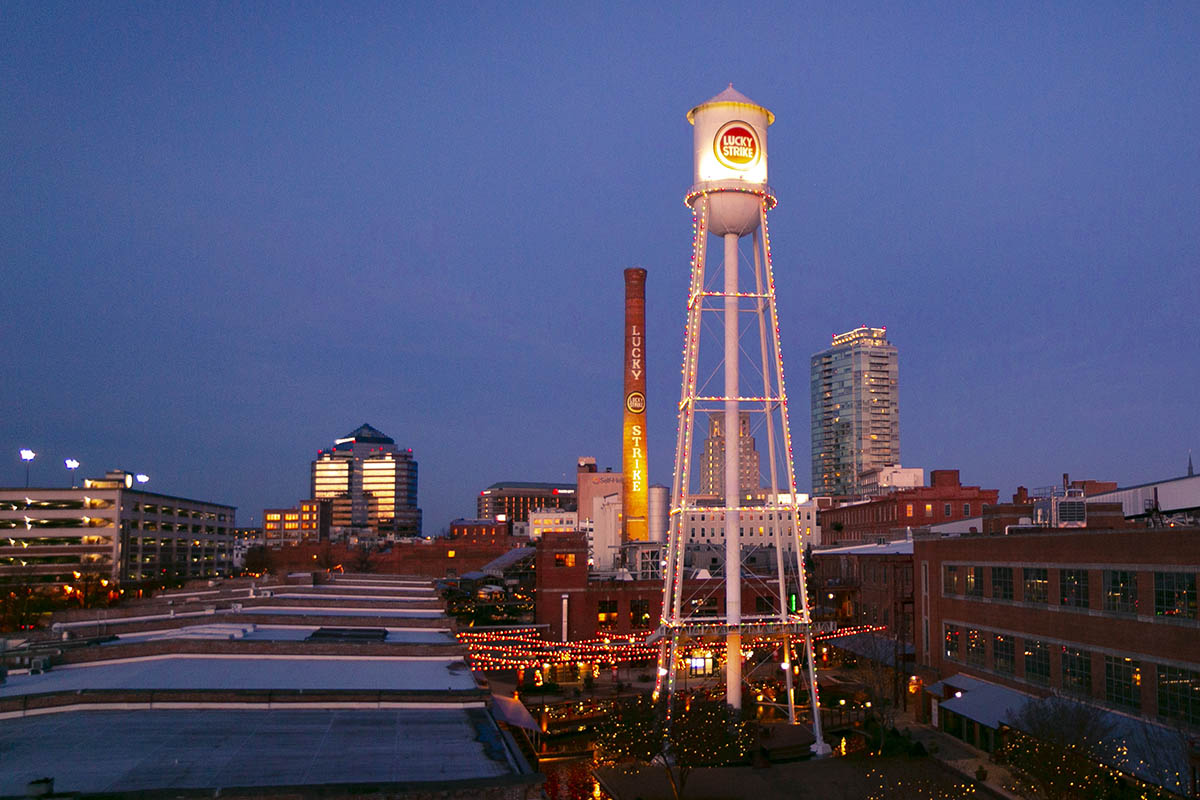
[622,268,649,542]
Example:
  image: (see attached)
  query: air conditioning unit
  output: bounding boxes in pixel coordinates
[1034,494,1087,528]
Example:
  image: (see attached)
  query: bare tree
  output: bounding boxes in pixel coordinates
[853,634,903,737]
[350,543,376,573]
[596,694,754,800]
[1002,694,1118,800]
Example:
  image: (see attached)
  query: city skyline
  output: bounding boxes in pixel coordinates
[3,4,1198,530]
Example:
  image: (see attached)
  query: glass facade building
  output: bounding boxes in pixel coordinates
[310,424,421,538]
[810,326,899,496]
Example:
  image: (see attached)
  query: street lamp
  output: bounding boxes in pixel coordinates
[19,449,35,488]
[135,474,149,485]
[65,458,80,488]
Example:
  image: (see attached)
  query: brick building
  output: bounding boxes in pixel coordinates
[448,518,511,543]
[812,539,915,647]
[914,523,1200,732]
[534,531,797,642]
[265,537,522,579]
[819,469,998,544]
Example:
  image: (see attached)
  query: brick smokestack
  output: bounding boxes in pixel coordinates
[622,268,648,542]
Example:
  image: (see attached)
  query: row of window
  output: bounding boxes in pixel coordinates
[132,504,225,521]
[0,555,108,566]
[944,565,1197,618]
[130,521,226,534]
[139,554,218,564]
[944,624,1199,723]
[907,502,971,518]
[3,498,113,511]
[1,517,114,529]
[691,526,789,537]
[691,511,807,522]
[827,501,973,529]
[0,536,114,548]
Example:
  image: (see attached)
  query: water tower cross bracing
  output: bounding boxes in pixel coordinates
[654,86,826,754]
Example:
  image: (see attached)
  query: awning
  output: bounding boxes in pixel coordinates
[491,694,539,732]
[937,679,1029,730]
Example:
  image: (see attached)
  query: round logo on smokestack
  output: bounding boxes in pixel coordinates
[625,391,645,414]
[713,121,760,170]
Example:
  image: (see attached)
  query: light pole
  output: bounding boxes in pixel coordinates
[65,458,80,488]
[19,449,35,488]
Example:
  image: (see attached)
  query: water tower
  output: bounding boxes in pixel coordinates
[654,86,826,754]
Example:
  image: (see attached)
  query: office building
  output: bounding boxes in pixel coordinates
[476,481,575,522]
[263,499,331,547]
[310,423,421,539]
[698,412,761,497]
[811,326,899,496]
[0,469,236,588]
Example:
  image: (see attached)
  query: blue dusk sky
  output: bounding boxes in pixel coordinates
[3,3,1198,530]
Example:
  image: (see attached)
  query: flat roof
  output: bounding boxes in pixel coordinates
[0,654,477,696]
[110,623,454,645]
[816,539,913,556]
[935,676,1028,729]
[240,605,445,618]
[264,591,437,602]
[481,481,574,491]
[0,708,519,795]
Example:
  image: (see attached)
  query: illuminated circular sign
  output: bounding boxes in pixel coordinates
[625,391,646,414]
[713,121,760,170]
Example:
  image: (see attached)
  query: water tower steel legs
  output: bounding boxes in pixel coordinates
[723,231,742,710]
[759,205,831,754]
[655,198,710,712]
[752,220,797,725]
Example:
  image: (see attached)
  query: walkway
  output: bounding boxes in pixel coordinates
[894,704,1024,799]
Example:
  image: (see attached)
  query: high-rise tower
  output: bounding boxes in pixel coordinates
[311,423,421,538]
[655,87,824,751]
[698,411,760,497]
[810,326,899,497]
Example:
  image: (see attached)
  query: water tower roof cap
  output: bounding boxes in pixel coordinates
[687,84,774,125]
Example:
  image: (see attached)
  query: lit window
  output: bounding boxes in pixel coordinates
[447,550,456,558]
[597,600,618,630]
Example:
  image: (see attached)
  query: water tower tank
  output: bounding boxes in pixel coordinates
[686,85,775,236]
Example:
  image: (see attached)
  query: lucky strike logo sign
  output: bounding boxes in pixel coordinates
[714,121,760,170]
